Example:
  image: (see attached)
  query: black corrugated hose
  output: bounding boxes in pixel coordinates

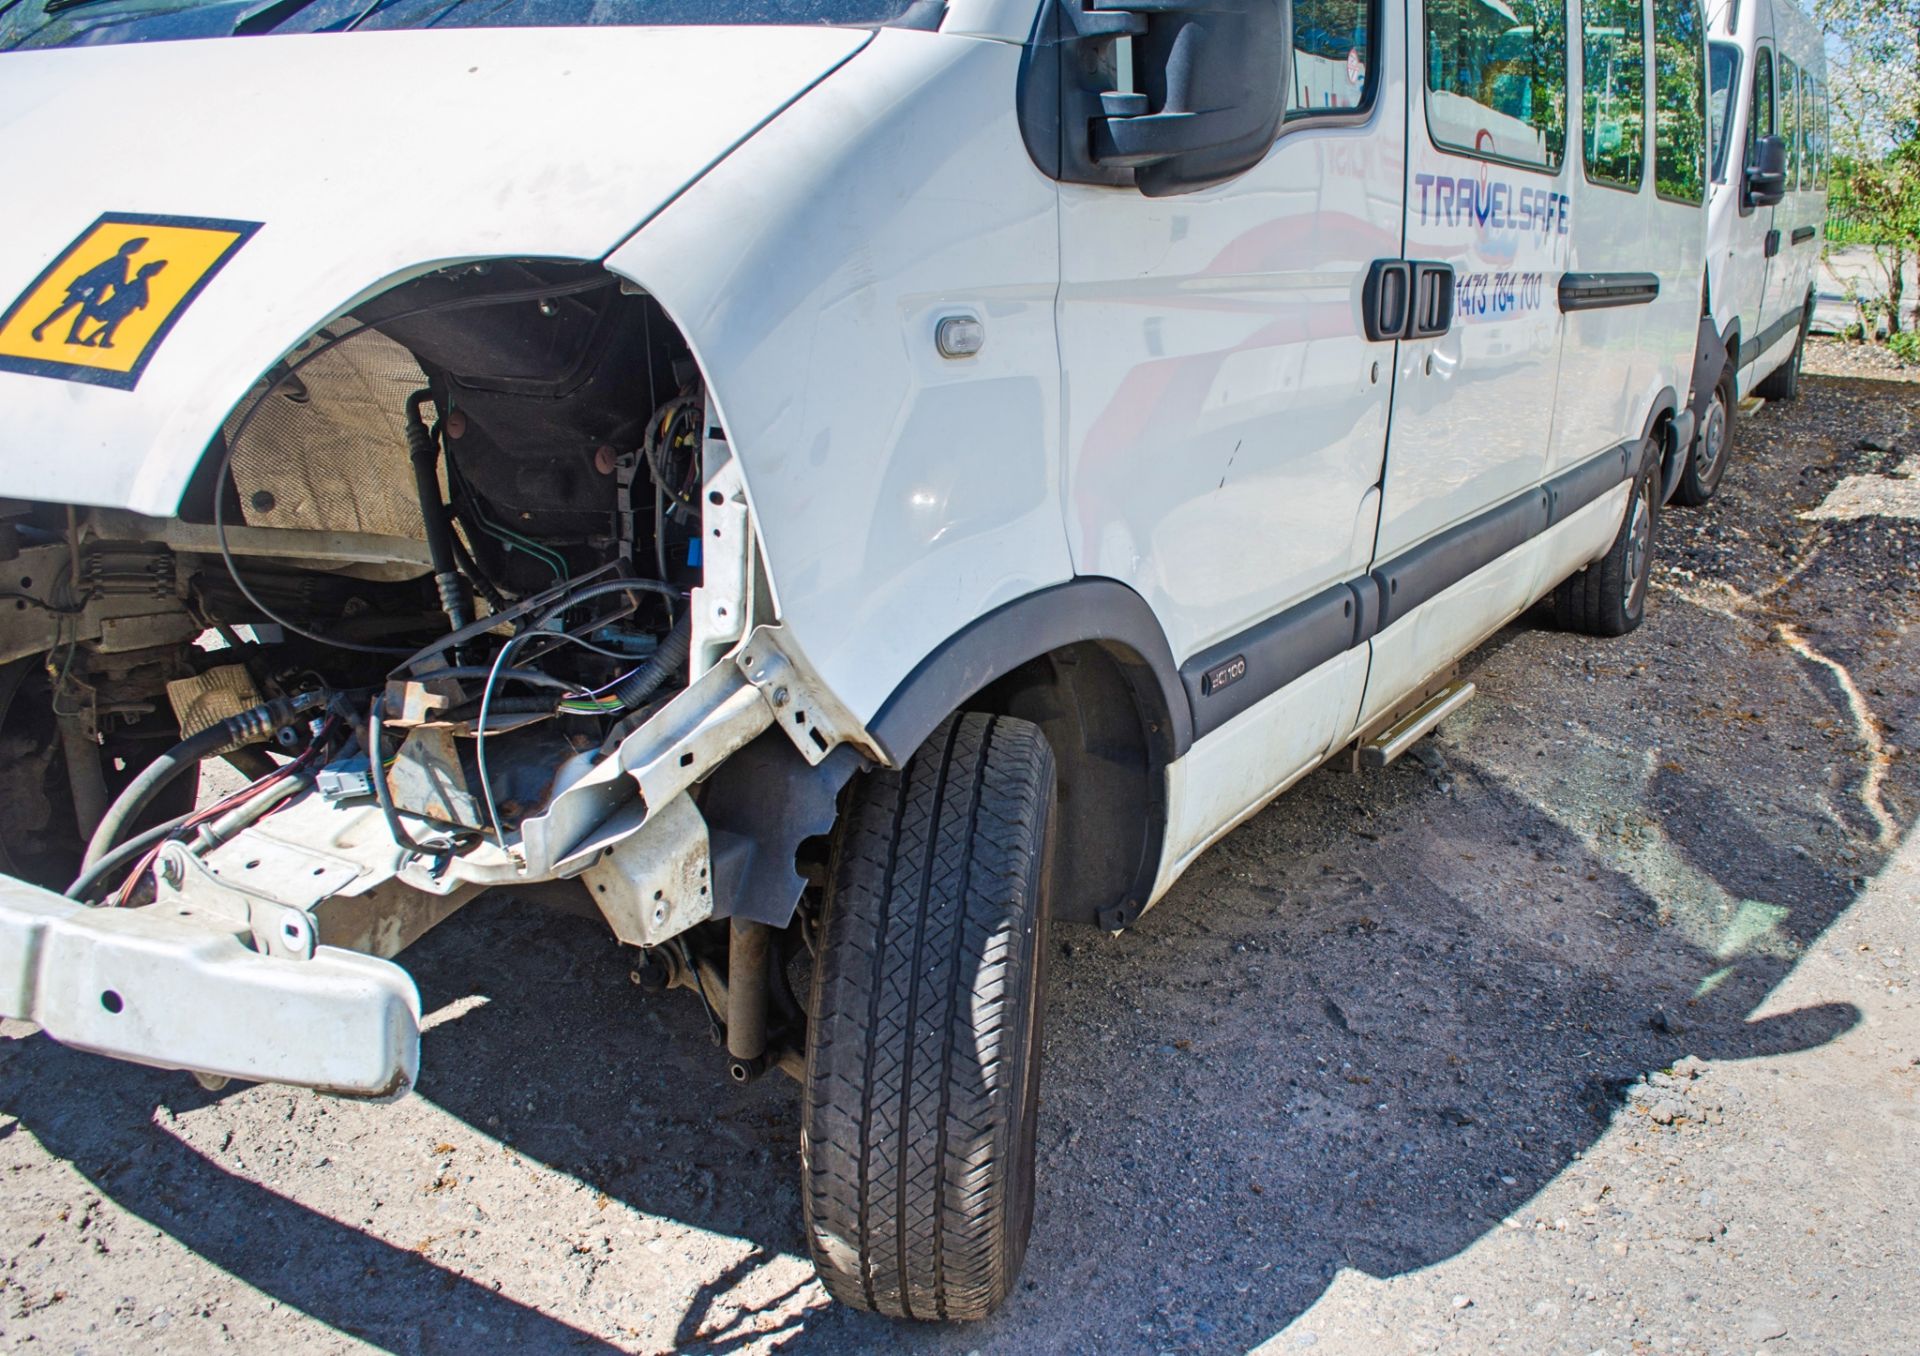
[611,611,691,709]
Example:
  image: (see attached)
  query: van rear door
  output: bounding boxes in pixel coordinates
[1357,0,1573,727]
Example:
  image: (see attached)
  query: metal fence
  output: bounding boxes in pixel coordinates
[1826,208,1892,247]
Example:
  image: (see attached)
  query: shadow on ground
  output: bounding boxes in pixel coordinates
[3,742,1891,1355]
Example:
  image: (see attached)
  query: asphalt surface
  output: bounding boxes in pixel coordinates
[3,342,1918,1355]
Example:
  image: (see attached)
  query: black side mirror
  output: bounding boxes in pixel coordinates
[1019,0,1290,197]
[1105,0,1289,196]
[1745,133,1787,207]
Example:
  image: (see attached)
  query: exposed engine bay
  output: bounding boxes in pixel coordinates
[0,259,857,1092]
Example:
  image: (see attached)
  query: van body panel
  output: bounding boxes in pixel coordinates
[0,25,872,514]
[609,30,1073,728]
[1148,648,1370,904]
[1121,0,1703,900]
[1054,2,1409,670]
[1374,0,1570,601]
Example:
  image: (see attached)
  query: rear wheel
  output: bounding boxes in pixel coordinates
[1674,365,1735,506]
[1556,455,1657,638]
[802,711,1055,1321]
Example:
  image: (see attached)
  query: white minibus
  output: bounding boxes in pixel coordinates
[0,0,1708,1317]
[1675,0,1827,504]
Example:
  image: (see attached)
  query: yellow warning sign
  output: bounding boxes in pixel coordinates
[0,214,260,391]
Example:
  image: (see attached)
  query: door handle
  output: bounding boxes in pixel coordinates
[1764,229,1781,258]
[1363,260,1454,341]
[1407,261,1455,339]
[1363,259,1412,342]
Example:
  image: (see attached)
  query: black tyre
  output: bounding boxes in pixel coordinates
[802,711,1055,1321]
[1753,297,1811,401]
[1555,454,1657,637]
[1674,364,1735,506]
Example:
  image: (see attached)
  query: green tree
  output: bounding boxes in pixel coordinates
[1818,0,1920,339]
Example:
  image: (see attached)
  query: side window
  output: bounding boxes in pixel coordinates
[1425,0,1569,169]
[1749,45,1773,160]
[1289,0,1378,118]
[1652,0,1705,202]
[1582,0,1647,189]
[1802,74,1818,190]
[1797,73,1810,189]
[1779,55,1798,188]
[1707,41,1740,180]
[1818,79,1830,189]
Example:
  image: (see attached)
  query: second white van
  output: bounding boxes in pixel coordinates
[1677,0,1828,505]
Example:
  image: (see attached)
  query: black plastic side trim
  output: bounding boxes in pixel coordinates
[1545,441,1634,524]
[1179,584,1357,740]
[1737,307,1802,369]
[1372,488,1549,629]
[1160,439,1639,740]
[869,577,1193,765]
[1791,225,1816,245]
[1558,272,1661,312]
[1347,574,1385,646]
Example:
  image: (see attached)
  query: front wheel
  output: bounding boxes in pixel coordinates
[802,711,1055,1321]
[1555,455,1657,637]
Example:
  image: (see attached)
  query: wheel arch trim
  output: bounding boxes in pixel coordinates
[866,577,1194,767]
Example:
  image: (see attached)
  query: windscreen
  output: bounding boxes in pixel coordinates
[3,0,939,52]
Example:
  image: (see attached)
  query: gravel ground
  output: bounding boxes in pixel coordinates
[1800,336,1918,383]
[5,347,1919,1356]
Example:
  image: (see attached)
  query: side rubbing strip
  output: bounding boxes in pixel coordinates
[1372,488,1548,629]
[1180,584,1357,739]
[1175,442,1638,737]
[1346,575,1384,647]
[1544,441,1633,524]
[1737,307,1803,369]
[1558,272,1661,312]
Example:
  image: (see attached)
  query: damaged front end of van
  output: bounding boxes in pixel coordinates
[0,18,913,1098]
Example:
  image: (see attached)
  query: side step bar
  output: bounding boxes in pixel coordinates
[1357,681,1476,769]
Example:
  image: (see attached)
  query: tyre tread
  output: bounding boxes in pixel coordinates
[803,712,1054,1321]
